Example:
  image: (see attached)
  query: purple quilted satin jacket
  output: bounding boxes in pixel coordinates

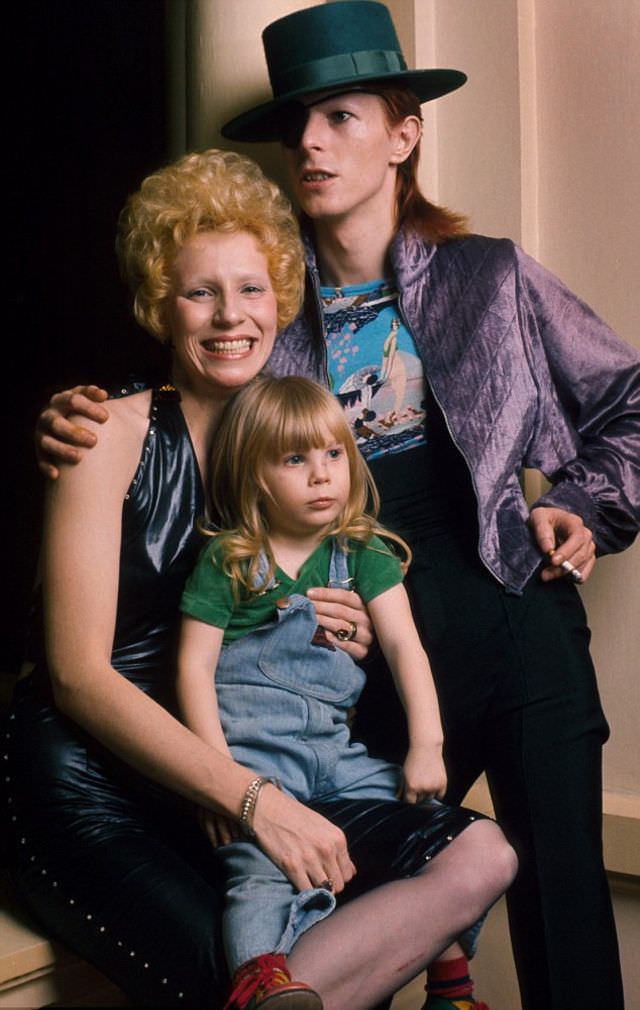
[268,229,640,592]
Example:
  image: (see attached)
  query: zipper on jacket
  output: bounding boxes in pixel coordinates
[307,250,516,591]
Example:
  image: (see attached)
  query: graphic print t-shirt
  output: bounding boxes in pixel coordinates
[321,278,477,541]
[322,280,426,461]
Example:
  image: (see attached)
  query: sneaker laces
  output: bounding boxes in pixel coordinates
[223,953,291,1010]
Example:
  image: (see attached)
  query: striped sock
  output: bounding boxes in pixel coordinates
[427,956,474,1000]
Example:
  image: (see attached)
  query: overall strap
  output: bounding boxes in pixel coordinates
[327,538,354,591]
[254,549,279,594]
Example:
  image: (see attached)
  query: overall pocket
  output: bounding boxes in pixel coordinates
[257,594,365,705]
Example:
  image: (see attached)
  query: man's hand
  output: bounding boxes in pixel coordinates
[529,506,597,584]
[36,385,110,478]
[306,587,373,661]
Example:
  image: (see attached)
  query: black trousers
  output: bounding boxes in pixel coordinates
[356,530,624,1010]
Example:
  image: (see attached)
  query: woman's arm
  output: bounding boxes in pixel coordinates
[367,584,446,802]
[43,409,354,890]
[175,615,356,888]
[41,399,246,807]
[177,615,250,847]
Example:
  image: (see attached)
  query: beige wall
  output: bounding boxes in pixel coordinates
[168,2,639,1007]
[396,1,640,1007]
[415,0,640,807]
[527,1,640,807]
[166,0,313,191]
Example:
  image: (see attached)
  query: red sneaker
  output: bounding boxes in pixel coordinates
[223,953,323,1010]
[423,998,490,1010]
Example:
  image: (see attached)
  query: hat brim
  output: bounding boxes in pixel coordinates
[220,68,467,142]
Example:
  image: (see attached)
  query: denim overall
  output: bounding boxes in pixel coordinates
[216,539,402,971]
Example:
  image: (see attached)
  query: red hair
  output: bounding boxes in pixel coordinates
[367,84,468,244]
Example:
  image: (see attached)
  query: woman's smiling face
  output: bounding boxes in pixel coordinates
[165,229,278,397]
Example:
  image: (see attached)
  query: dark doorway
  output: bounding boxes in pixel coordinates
[6,1,169,676]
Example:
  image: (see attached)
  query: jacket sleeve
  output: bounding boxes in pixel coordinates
[515,246,640,555]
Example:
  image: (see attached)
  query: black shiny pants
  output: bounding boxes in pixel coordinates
[356,531,624,1010]
[3,678,483,1009]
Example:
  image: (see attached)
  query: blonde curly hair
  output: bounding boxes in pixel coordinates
[116,149,304,340]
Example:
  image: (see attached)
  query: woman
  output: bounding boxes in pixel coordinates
[6,146,515,1010]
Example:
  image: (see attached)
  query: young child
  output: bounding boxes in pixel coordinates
[177,375,487,1010]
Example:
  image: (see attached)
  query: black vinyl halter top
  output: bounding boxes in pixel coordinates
[28,385,207,701]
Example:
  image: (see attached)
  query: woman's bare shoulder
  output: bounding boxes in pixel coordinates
[66,388,152,441]
[106,389,153,427]
[58,389,152,486]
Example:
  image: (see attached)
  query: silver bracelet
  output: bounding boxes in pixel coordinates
[239,775,279,837]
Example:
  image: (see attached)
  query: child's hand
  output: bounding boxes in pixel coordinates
[198,806,242,848]
[401,744,447,803]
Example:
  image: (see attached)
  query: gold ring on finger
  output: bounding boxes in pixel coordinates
[336,621,357,642]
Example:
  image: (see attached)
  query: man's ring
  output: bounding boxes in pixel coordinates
[320,879,334,892]
[336,621,357,642]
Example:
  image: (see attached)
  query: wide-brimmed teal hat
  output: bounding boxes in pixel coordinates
[221,1,467,142]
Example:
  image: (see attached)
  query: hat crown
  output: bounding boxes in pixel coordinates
[220,0,466,142]
[263,1,404,98]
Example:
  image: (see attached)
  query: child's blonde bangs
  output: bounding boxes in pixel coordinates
[261,390,354,462]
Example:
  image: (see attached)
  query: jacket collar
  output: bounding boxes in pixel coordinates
[301,219,437,288]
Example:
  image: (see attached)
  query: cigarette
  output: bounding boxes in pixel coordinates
[548,550,583,583]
